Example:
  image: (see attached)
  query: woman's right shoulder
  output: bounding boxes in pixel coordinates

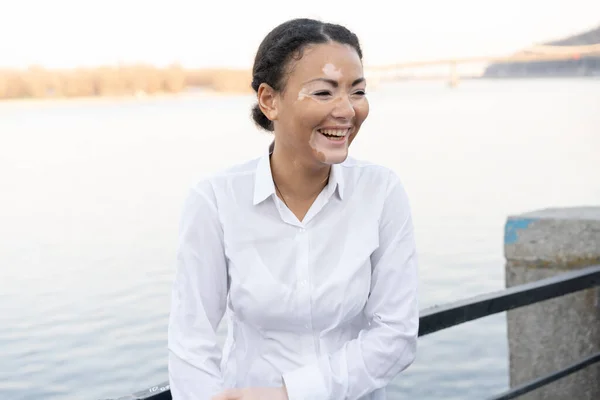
[187,155,262,200]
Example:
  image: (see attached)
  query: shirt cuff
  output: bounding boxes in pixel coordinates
[282,364,329,400]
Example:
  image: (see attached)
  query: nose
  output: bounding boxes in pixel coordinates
[331,94,355,120]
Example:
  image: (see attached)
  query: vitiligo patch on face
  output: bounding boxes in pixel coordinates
[297,87,309,101]
[309,132,327,163]
[322,63,342,80]
[309,130,349,165]
[297,64,343,102]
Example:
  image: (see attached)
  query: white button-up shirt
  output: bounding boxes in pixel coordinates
[168,146,419,400]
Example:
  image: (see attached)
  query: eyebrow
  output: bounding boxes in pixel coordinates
[303,77,365,87]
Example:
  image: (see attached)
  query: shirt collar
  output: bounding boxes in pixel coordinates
[329,160,345,201]
[252,141,346,206]
[253,142,276,205]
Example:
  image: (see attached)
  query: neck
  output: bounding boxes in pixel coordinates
[270,144,330,201]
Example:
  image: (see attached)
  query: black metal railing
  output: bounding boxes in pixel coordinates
[104,264,600,400]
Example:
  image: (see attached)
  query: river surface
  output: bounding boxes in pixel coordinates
[1,78,599,400]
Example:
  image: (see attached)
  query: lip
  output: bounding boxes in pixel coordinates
[317,126,353,131]
[316,127,350,145]
[316,126,353,139]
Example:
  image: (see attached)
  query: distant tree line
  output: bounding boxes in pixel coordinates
[0,64,252,100]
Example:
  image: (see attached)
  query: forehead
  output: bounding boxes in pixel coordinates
[286,42,363,84]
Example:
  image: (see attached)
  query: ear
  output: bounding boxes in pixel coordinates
[257,83,279,123]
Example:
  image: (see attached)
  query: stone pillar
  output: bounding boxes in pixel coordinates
[504,207,600,399]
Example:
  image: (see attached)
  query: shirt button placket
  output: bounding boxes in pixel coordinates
[297,227,315,352]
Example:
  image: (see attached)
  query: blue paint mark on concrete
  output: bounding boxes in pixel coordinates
[505,218,537,244]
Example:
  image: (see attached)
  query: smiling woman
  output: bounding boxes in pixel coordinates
[167,18,419,400]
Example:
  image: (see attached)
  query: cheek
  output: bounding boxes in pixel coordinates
[357,98,369,119]
[353,98,370,127]
[349,100,369,143]
[299,102,334,128]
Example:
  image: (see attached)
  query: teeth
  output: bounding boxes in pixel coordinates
[320,129,348,137]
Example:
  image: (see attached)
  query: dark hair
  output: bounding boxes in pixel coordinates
[250,18,363,131]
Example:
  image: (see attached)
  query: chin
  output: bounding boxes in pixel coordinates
[309,127,355,166]
[316,148,349,165]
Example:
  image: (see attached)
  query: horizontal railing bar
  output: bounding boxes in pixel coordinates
[103,264,600,399]
[100,382,170,400]
[418,264,600,336]
[486,350,600,400]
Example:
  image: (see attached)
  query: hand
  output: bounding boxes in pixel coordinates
[211,386,289,400]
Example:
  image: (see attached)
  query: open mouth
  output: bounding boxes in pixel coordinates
[317,128,351,141]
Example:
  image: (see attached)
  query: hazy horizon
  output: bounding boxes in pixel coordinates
[1,0,599,70]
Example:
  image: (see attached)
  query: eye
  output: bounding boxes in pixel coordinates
[313,91,332,97]
[353,90,366,96]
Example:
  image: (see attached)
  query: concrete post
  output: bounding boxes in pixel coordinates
[504,206,600,399]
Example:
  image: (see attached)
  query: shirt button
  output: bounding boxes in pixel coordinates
[299,280,307,287]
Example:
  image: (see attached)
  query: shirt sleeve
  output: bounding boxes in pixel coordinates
[282,170,419,400]
[168,182,229,400]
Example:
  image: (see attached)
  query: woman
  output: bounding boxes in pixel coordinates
[168,18,419,400]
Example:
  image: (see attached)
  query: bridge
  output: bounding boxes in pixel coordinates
[364,43,600,87]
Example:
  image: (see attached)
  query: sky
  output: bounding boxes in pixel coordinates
[1,0,599,69]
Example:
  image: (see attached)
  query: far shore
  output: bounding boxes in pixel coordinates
[0,65,253,103]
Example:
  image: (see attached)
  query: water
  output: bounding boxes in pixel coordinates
[1,79,599,400]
